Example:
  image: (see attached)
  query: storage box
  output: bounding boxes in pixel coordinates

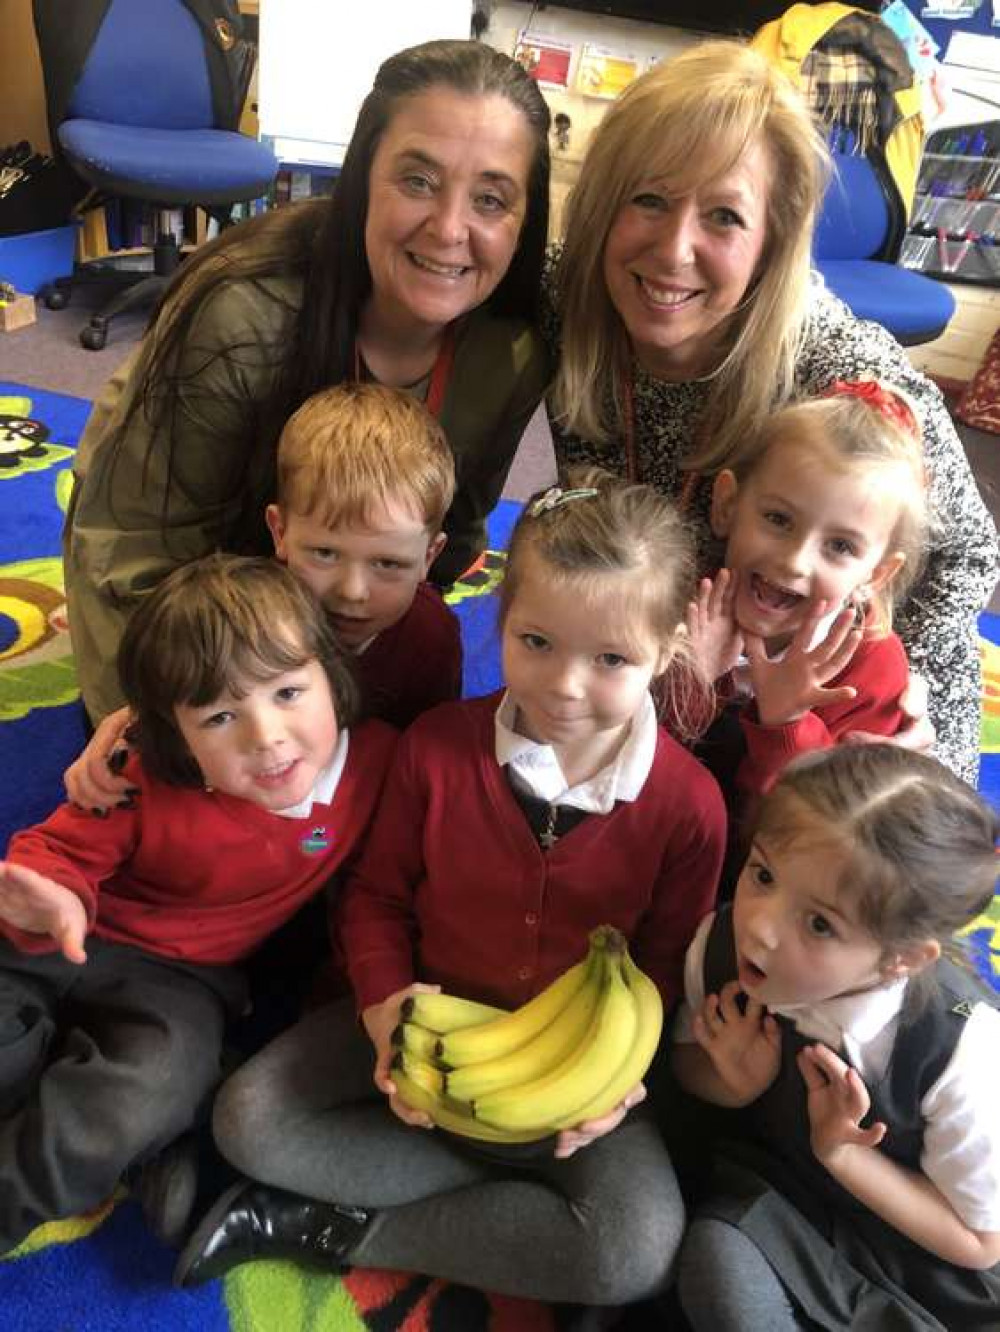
[0,292,36,332]
[0,224,78,295]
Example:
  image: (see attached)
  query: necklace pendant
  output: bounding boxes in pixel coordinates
[540,806,559,850]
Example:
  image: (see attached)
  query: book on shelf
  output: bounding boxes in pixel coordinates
[77,207,109,262]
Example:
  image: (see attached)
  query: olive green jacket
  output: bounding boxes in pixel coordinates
[64,274,550,722]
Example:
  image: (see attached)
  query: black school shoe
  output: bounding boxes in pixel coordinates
[131,1134,201,1248]
[173,1179,371,1288]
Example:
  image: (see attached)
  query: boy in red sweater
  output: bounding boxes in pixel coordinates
[66,382,462,808]
[0,555,396,1257]
[265,382,462,731]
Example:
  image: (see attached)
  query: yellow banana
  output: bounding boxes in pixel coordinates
[444,954,602,1100]
[391,1055,545,1144]
[402,992,507,1033]
[391,1050,446,1099]
[435,951,596,1068]
[473,941,638,1134]
[391,1021,441,1062]
[553,949,663,1128]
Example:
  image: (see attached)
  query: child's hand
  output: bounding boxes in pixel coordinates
[746,600,863,726]
[554,1082,647,1159]
[64,706,136,814]
[361,982,442,1128]
[843,672,935,754]
[797,1043,886,1168]
[685,571,744,682]
[693,980,781,1104]
[0,862,88,964]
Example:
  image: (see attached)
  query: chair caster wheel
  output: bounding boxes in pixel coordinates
[80,323,107,351]
[42,284,70,311]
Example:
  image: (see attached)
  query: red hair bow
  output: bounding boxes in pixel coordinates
[823,380,919,439]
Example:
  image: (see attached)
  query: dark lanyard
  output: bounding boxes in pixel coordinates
[619,352,701,512]
[353,324,456,419]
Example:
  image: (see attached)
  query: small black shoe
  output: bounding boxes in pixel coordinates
[173,1180,370,1288]
[132,1133,200,1248]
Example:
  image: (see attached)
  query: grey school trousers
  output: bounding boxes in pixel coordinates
[212,996,685,1306]
[0,935,246,1254]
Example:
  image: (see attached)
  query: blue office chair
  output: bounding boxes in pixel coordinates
[813,148,955,347]
[33,0,277,348]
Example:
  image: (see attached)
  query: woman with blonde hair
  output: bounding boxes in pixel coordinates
[546,40,997,785]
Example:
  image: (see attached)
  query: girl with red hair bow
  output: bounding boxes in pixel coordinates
[686,380,928,826]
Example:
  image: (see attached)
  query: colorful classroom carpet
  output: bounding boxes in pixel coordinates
[0,380,998,1329]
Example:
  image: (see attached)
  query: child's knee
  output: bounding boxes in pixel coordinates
[210,1067,272,1169]
[577,1189,684,1305]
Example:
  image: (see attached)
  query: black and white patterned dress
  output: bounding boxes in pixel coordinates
[543,254,999,785]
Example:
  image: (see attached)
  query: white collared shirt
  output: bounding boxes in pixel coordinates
[493,690,658,815]
[675,913,1000,1231]
[273,728,350,820]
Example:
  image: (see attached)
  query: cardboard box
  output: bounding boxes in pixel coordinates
[0,292,36,332]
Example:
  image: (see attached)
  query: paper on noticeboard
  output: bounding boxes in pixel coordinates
[942,29,1000,74]
[934,28,1000,129]
[881,0,940,76]
[514,31,573,88]
[921,0,981,18]
[575,43,640,99]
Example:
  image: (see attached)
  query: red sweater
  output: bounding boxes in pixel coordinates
[738,629,909,796]
[5,721,396,965]
[359,583,462,730]
[340,693,726,1013]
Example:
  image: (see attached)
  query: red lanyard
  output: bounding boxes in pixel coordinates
[619,354,700,512]
[353,324,456,420]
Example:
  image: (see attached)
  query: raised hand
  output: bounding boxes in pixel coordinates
[0,861,88,963]
[685,570,744,683]
[693,980,781,1104]
[362,982,442,1128]
[844,671,935,754]
[797,1043,886,1167]
[746,600,863,726]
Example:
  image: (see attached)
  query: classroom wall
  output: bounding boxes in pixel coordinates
[488,2,698,236]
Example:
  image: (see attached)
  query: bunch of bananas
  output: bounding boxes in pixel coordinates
[390,926,662,1144]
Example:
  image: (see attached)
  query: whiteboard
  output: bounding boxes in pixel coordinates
[259,0,473,168]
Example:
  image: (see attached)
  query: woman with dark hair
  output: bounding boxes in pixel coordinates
[64,37,552,726]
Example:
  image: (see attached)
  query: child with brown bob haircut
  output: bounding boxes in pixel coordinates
[0,554,396,1256]
[65,383,461,810]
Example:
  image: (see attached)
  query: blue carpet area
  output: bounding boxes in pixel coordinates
[0,383,90,841]
[2,1202,230,1332]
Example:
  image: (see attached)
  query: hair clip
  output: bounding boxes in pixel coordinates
[527,485,600,518]
[822,380,919,439]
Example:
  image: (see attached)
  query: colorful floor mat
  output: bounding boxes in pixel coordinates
[0,381,997,1327]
